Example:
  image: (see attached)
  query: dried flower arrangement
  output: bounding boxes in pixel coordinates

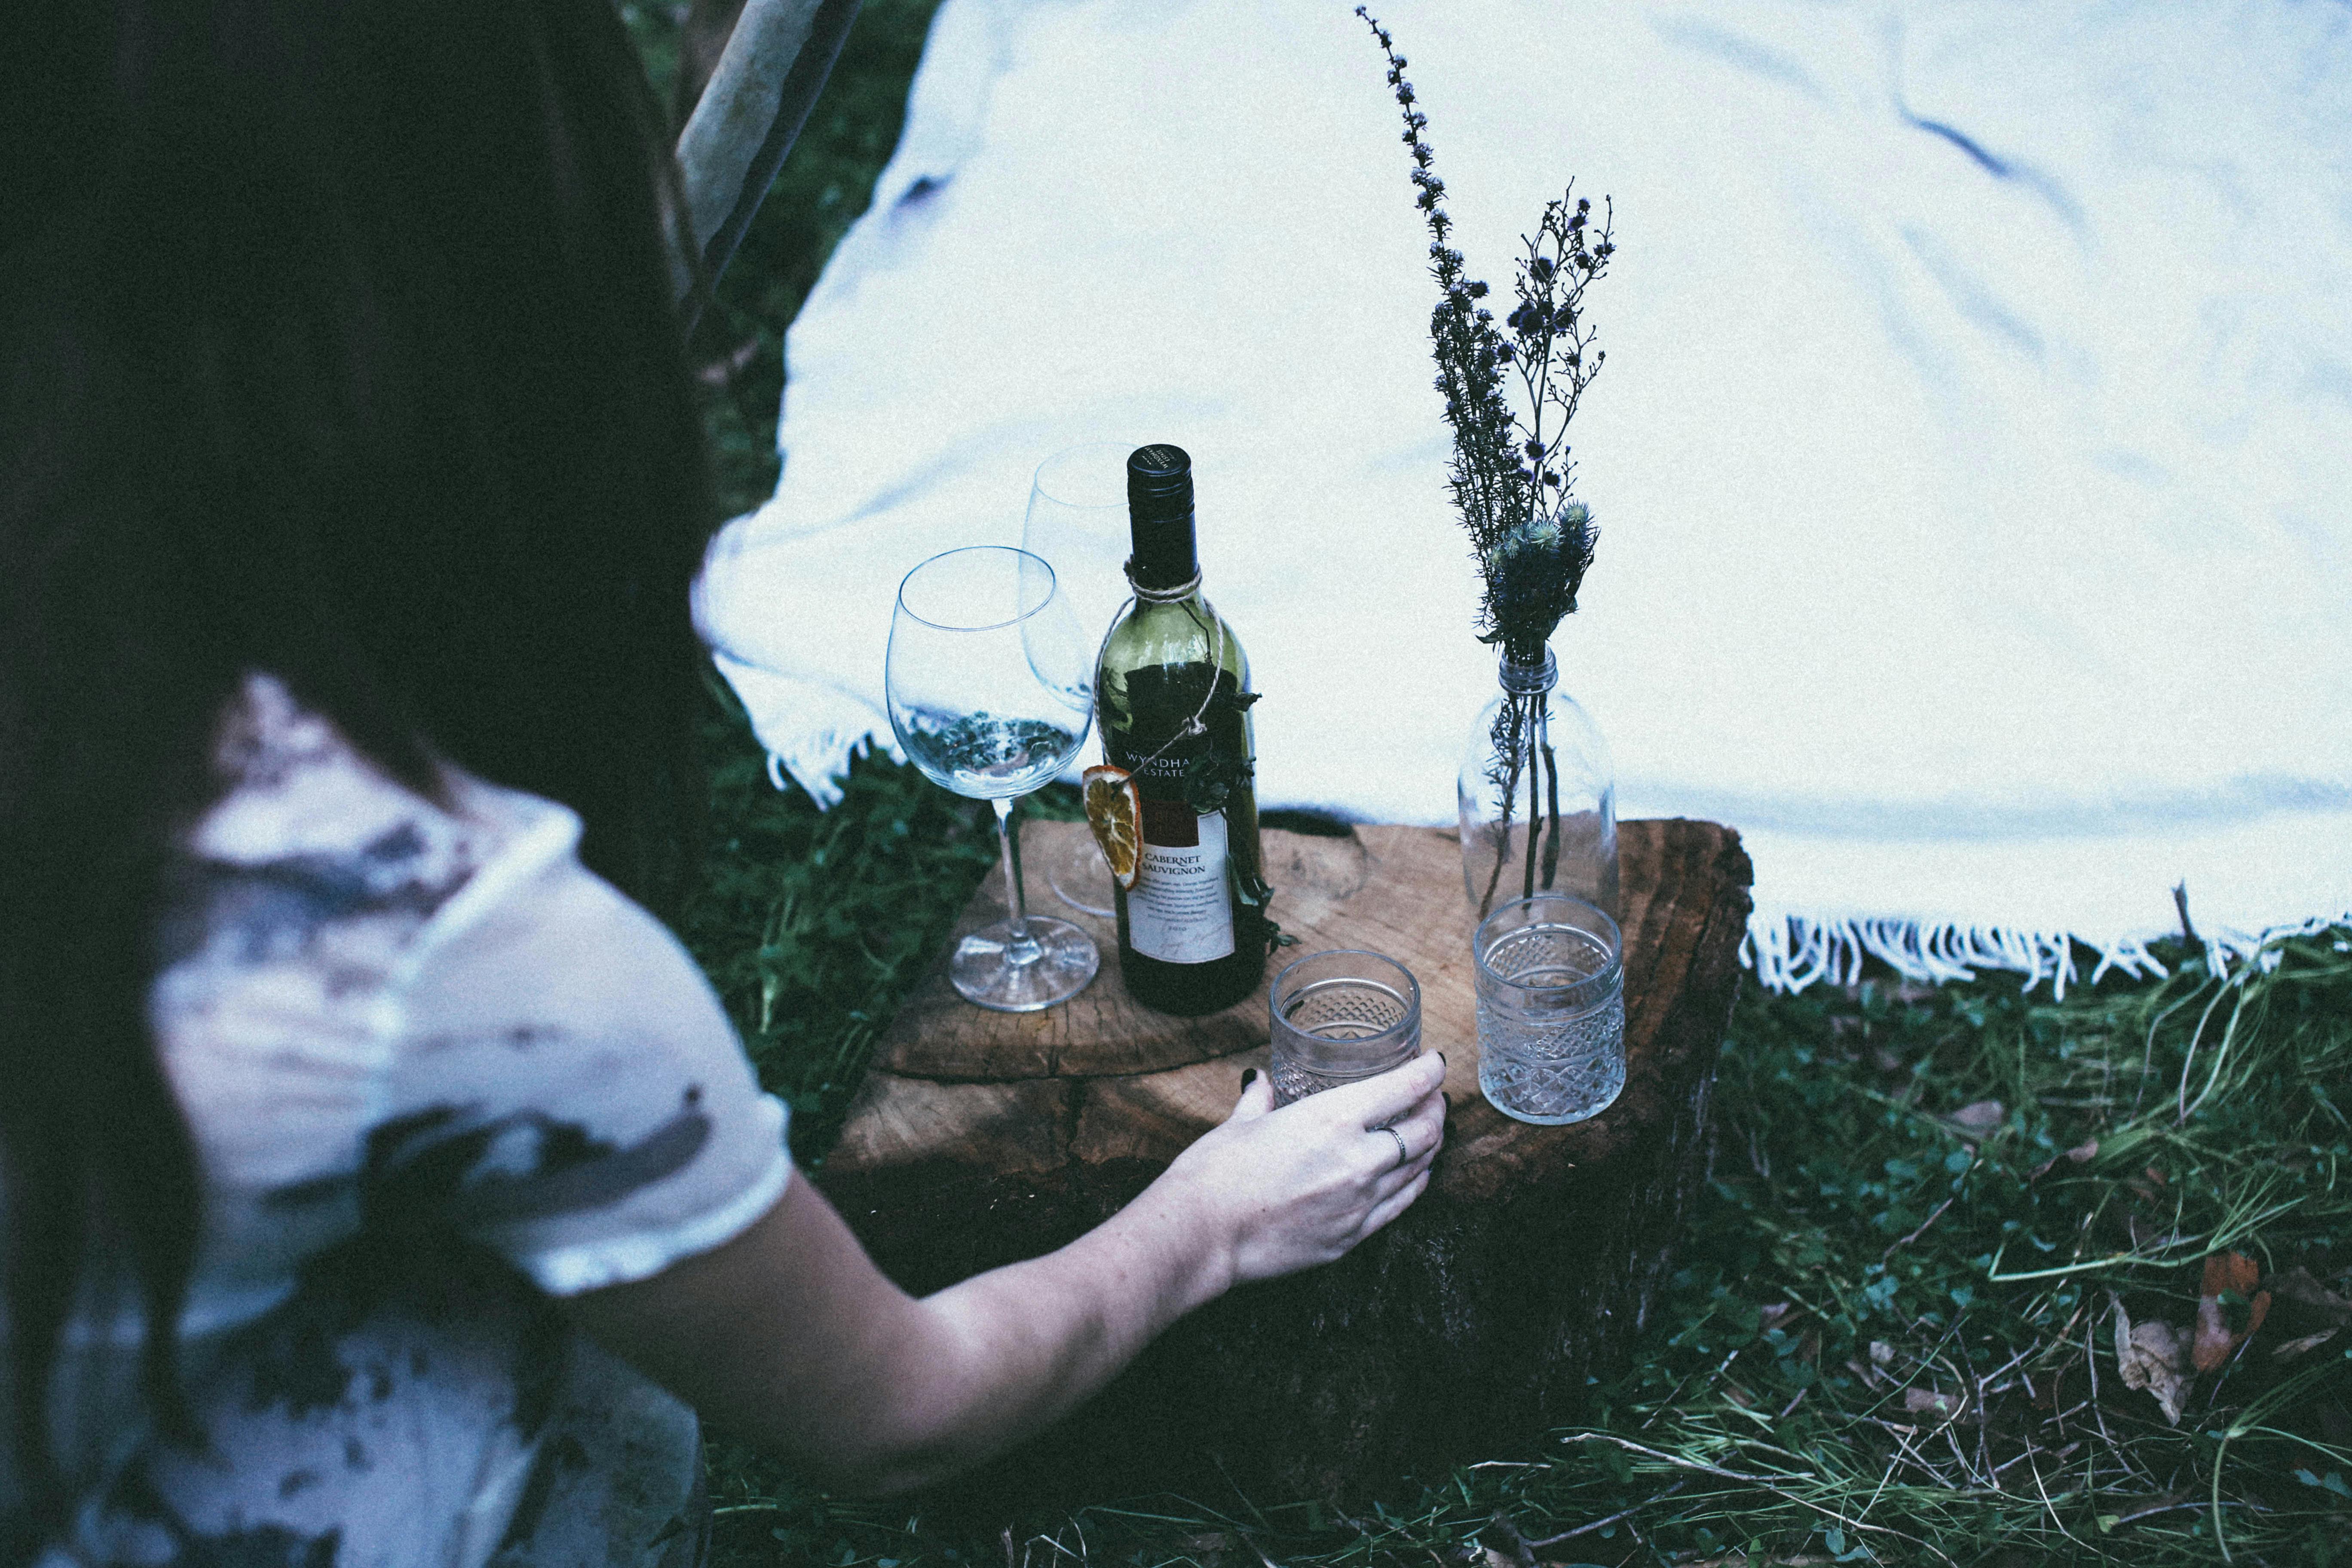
[1359,7,1618,913]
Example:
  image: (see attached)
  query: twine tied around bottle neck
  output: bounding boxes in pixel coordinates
[1498,649,1558,696]
[1124,561,1202,603]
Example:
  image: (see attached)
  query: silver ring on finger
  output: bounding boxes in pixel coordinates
[1379,1124,1409,1170]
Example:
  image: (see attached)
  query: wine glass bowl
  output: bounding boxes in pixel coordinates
[887,546,1099,1011]
[1020,441,1137,918]
[1024,440,1138,650]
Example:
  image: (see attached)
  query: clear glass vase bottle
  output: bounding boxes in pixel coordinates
[1458,648,1618,922]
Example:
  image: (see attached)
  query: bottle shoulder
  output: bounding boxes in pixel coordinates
[1098,594,1250,685]
[1460,685,1613,786]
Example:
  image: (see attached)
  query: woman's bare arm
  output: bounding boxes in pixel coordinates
[562,1053,1446,1494]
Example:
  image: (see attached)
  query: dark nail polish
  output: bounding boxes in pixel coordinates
[1437,1050,1449,1069]
[1441,1091,1451,1111]
[1241,1068,1259,1088]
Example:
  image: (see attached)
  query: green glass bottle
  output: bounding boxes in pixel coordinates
[1095,444,1269,1015]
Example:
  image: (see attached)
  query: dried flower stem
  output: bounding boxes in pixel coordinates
[1355,6,1611,665]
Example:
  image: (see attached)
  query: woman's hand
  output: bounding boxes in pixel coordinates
[1147,1050,1448,1287]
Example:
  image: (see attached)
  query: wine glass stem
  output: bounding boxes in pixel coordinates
[994,796,1043,965]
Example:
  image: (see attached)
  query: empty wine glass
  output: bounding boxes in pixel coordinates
[1020,441,1135,918]
[886,545,1100,1011]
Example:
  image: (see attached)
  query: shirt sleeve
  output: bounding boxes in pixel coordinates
[375,796,791,1297]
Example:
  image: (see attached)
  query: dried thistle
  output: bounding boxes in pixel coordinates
[1357,7,1612,671]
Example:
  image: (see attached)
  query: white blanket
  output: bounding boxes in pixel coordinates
[695,0,2352,992]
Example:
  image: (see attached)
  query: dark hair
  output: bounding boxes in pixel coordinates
[0,0,713,1536]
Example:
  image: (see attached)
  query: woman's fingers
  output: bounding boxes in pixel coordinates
[1225,1067,1276,1124]
[1357,1167,1431,1241]
[1368,1145,1435,1206]
[1314,1050,1446,1131]
[1388,1092,1446,1158]
[1354,1112,1438,1182]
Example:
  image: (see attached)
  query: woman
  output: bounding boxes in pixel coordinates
[0,2,1446,1562]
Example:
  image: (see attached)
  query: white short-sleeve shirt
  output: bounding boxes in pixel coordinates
[36,675,791,1567]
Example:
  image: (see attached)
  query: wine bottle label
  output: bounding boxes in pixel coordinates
[1128,802,1235,964]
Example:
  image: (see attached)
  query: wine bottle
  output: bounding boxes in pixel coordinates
[1096,444,1270,1015]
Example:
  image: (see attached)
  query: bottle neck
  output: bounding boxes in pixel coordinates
[1125,442,1198,590]
[1127,564,1203,605]
[1126,516,1197,594]
[1498,649,1557,696]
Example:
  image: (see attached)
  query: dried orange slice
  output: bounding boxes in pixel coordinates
[1082,764,1143,890]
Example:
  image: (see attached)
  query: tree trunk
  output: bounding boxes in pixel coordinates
[818,818,1752,1511]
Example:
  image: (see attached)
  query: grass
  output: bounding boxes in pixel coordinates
[624,8,2352,1562]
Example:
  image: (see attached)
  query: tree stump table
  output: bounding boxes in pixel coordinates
[817,818,1752,1510]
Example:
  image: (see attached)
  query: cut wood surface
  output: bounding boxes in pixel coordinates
[821,817,1752,1510]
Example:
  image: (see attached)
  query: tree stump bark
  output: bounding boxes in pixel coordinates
[817,818,1752,1511]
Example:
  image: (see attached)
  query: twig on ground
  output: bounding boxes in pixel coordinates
[1520,1480,1689,1548]
[1881,1168,1972,1265]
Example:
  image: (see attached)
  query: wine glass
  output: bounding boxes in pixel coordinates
[1020,441,1136,918]
[886,545,1100,1011]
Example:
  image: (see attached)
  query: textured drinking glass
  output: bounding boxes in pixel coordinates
[1474,893,1625,1125]
[1021,441,1135,918]
[886,546,1099,1011]
[1268,949,1423,1106]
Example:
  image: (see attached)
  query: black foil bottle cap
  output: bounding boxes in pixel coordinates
[1126,443,1198,591]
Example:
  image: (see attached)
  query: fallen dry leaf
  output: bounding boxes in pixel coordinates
[1904,1387,1963,1421]
[2193,1295,2236,1372]
[2031,1364,2068,1411]
[2125,1164,2169,1204]
[2273,1329,2340,1360]
[2205,1251,2260,1298]
[1947,1099,2005,1135]
[2031,1137,2100,1179]
[2266,1266,2352,1323]
[2110,1489,2193,1526]
[2193,1252,2273,1372]
[2114,1299,2190,1424]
